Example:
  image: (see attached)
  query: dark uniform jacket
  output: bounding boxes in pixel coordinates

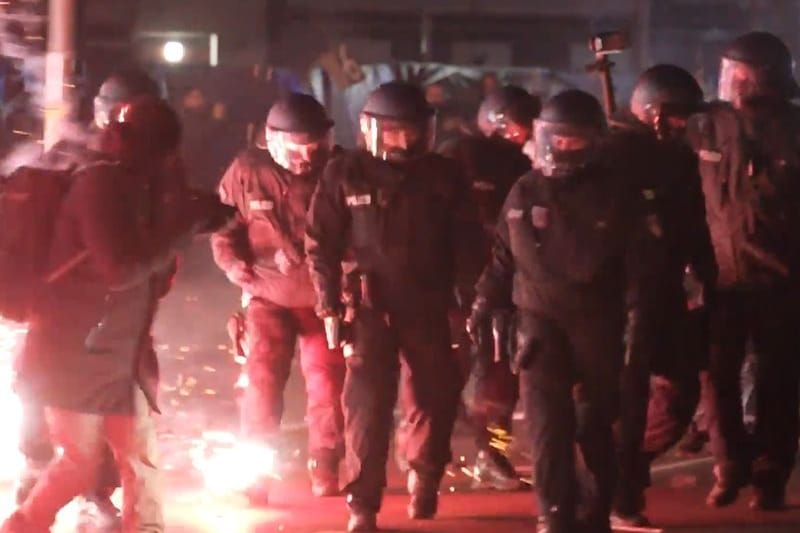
[475,162,650,318]
[439,135,530,305]
[686,99,800,288]
[607,125,717,313]
[305,149,483,316]
[439,135,531,236]
[605,123,717,377]
[211,148,322,309]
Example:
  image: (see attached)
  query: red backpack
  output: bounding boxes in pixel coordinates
[0,166,74,322]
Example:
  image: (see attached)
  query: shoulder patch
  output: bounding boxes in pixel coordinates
[531,206,549,228]
[249,199,274,211]
[472,180,496,191]
[646,214,664,238]
[698,149,722,163]
[506,208,524,220]
[345,194,372,207]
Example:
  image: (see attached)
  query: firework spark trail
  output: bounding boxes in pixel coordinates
[0,320,27,484]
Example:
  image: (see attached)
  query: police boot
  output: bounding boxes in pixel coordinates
[77,493,122,532]
[347,511,378,532]
[706,463,749,508]
[750,485,787,511]
[308,455,340,497]
[750,463,787,511]
[537,508,575,533]
[470,448,525,491]
[406,470,438,520]
[612,478,650,528]
[609,511,653,529]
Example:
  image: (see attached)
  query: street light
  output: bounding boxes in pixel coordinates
[162,40,185,63]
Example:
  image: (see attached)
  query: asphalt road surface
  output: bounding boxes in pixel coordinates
[2,242,797,533]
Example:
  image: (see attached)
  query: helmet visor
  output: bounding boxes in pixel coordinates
[532,120,599,177]
[359,115,435,162]
[484,110,531,145]
[266,128,332,175]
[718,57,771,109]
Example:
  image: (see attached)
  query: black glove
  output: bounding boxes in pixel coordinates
[466,296,491,347]
[466,296,493,377]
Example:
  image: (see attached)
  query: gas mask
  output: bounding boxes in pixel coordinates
[532,119,600,177]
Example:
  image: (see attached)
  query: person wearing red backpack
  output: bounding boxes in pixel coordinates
[11,69,162,531]
[1,96,230,533]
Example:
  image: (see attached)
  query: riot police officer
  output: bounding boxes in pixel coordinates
[438,85,539,491]
[211,93,345,502]
[685,31,800,511]
[612,64,716,527]
[305,81,481,532]
[469,90,654,533]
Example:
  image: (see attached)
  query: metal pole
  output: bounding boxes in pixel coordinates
[44,0,77,150]
[635,0,652,71]
[420,11,433,61]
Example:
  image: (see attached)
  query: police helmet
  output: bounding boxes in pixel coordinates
[360,81,435,162]
[265,93,334,175]
[477,85,541,145]
[718,31,800,108]
[630,64,704,138]
[532,90,606,177]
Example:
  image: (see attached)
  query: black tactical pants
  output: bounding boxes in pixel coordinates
[469,359,519,450]
[452,308,519,452]
[705,287,800,489]
[343,306,460,513]
[241,298,345,461]
[519,309,623,533]
[614,307,706,515]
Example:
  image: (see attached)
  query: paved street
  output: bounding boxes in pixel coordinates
[2,242,798,532]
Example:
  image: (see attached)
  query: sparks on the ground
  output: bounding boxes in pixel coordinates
[190,430,278,495]
[0,320,27,482]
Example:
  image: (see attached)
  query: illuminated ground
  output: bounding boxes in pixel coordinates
[1,242,799,532]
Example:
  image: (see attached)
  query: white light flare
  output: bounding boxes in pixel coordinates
[162,41,185,64]
[190,431,278,496]
[0,320,28,482]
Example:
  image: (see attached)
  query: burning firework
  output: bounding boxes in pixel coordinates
[0,320,28,483]
[189,431,278,496]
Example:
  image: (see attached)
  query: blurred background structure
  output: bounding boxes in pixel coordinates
[3,0,800,177]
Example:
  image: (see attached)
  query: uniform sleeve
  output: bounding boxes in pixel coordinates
[474,184,516,310]
[210,157,253,273]
[448,165,489,308]
[622,186,666,367]
[305,158,350,316]
[680,148,718,290]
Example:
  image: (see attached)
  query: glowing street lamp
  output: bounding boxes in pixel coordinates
[162,40,185,64]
